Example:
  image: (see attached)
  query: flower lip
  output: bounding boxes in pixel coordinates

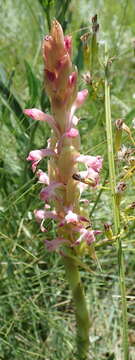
[45,237,69,251]
[24,108,60,136]
[76,154,103,172]
[36,169,49,184]
[40,182,64,203]
[27,148,57,172]
[58,209,89,227]
[34,209,60,222]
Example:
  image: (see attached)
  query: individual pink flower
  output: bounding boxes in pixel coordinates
[24,108,60,135]
[74,89,89,108]
[58,209,89,227]
[45,238,69,251]
[74,228,101,246]
[70,89,88,123]
[36,170,49,184]
[34,209,61,232]
[40,182,64,203]
[34,209,60,222]
[76,154,103,172]
[27,148,57,172]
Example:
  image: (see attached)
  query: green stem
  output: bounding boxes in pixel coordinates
[105,45,129,360]
[63,252,90,360]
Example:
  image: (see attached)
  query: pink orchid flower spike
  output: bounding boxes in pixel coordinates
[26,19,103,252]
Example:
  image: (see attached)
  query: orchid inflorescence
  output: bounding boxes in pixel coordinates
[24,20,103,254]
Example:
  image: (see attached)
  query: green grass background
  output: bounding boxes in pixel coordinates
[0,0,135,359]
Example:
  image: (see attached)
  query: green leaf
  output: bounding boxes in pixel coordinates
[125,108,135,124]
[0,79,29,131]
[24,60,39,105]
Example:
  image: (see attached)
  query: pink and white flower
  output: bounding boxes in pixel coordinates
[76,154,103,172]
[27,148,57,172]
[36,170,49,184]
[24,108,60,136]
[40,182,64,203]
[45,238,69,251]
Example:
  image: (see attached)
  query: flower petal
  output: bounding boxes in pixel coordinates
[76,154,103,172]
[65,128,79,138]
[75,228,96,245]
[68,72,77,88]
[64,35,72,56]
[40,182,64,202]
[72,116,79,126]
[27,148,57,172]
[36,169,49,184]
[57,128,79,153]
[34,209,45,222]
[69,89,88,123]
[24,108,60,136]
[45,238,69,251]
[59,209,89,227]
[75,89,88,108]
[34,209,60,222]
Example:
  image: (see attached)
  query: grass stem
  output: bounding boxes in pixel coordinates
[104,44,129,360]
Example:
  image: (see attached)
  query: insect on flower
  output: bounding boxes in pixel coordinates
[72,173,95,186]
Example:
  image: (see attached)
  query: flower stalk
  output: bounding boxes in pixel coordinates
[105,45,129,360]
[63,251,90,360]
[25,20,103,358]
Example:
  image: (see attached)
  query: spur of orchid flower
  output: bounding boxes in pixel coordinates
[24,20,102,253]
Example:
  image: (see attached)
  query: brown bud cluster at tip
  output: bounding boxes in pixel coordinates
[42,20,77,114]
[116,182,127,193]
[42,20,64,64]
[42,19,71,73]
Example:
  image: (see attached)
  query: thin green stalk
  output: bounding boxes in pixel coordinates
[63,252,90,360]
[104,45,129,360]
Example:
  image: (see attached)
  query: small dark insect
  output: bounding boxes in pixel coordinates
[72,173,94,185]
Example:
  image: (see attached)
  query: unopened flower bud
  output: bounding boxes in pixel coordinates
[115,118,123,130]
[125,202,135,214]
[116,182,126,193]
[82,71,92,85]
[104,223,113,240]
[92,14,99,33]
[115,182,126,206]
[114,118,123,152]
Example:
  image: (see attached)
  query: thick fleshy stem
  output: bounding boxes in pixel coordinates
[63,251,90,360]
